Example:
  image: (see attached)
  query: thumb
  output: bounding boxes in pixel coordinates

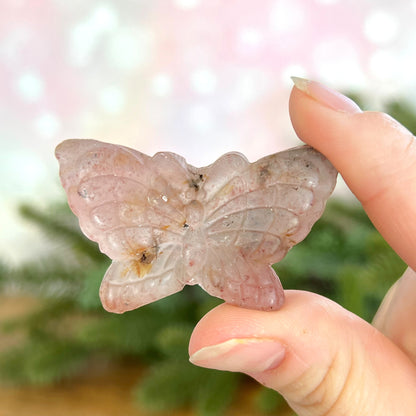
[189,291,416,416]
[288,77,416,270]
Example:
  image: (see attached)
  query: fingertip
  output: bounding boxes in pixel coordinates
[288,83,357,156]
[289,81,416,269]
[189,291,348,365]
[189,302,264,356]
[290,77,362,114]
[189,290,416,415]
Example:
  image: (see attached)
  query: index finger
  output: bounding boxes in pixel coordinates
[289,78,416,270]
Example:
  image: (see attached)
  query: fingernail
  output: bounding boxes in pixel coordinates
[189,338,285,373]
[372,279,399,330]
[291,76,362,114]
[373,268,416,330]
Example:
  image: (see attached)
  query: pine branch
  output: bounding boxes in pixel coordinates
[195,370,240,416]
[0,339,89,385]
[18,203,105,263]
[3,93,414,416]
[252,387,289,414]
[385,101,416,135]
[134,361,203,411]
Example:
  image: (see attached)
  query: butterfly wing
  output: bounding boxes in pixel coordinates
[56,139,191,313]
[201,146,337,310]
[99,243,183,313]
[203,244,285,310]
[56,140,336,312]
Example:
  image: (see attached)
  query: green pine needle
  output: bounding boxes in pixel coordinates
[2,95,414,414]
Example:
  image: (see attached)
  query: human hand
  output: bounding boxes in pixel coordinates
[189,78,416,416]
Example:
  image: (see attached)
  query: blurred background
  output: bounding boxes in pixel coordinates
[0,1,415,415]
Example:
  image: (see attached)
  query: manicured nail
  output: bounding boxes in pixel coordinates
[291,76,362,114]
[189,338,285,373]
[373,268,416,330]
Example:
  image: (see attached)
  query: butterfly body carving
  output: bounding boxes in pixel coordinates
[56,139,337,313]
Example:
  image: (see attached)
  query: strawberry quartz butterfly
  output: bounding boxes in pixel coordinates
[55,139,337,313]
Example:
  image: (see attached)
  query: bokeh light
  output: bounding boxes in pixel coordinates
[1,0,415,263]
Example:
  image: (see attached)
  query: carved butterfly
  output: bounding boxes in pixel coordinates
[55,139,337,313]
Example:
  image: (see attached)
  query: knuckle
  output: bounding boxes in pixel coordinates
[285,350,364,415]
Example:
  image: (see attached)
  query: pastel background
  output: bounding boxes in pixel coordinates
[1,0,416,264]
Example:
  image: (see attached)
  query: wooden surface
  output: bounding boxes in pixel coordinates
[0,296,293,416]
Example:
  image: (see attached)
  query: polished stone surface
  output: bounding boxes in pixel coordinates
[56,139,337,312]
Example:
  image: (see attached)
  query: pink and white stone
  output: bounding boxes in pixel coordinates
[55,139,337,313]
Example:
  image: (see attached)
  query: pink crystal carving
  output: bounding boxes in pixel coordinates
[55,139,337,313]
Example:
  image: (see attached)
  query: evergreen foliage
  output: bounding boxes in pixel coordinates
[1,97,411,414]
[275,200,406,322]
[0,197,406,414]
